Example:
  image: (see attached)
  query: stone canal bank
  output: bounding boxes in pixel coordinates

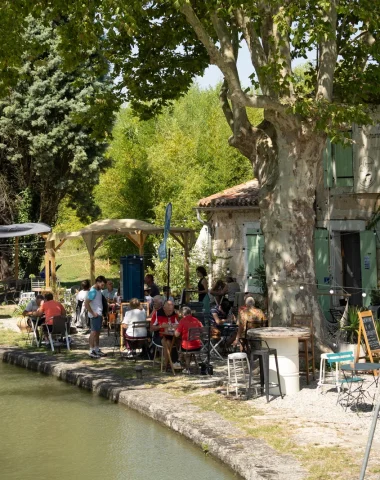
[1,345,380,479]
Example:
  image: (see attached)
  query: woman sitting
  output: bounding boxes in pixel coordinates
[233,297,266,350]
[175,306,203,373]
[122,298,147,349]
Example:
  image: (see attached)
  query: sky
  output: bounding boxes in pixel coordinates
[195,43,316,89]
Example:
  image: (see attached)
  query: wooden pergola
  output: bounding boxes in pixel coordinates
[45,219,196,287]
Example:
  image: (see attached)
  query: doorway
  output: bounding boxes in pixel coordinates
[341,232,362,306]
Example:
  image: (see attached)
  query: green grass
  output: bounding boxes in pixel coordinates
[0,328,29,347]
[54,242,119,286]
[187,393,359,480]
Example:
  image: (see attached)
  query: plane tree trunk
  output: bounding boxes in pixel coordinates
[234,113,328,345]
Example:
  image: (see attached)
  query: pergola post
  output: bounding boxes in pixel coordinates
[44,239,56,290]
[90,253,96,285]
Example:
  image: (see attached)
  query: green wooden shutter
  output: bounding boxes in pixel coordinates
[333,134,353,187]
[246,229,264,289]
[323,139,333,188]
[314,228,331,319]
[360,230,378,307]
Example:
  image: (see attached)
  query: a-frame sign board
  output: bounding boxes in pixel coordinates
[356,311,380,363]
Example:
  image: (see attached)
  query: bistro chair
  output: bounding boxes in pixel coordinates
[317,351,357,394]
[46,316,70,352]
[121,321,151,361]
[321,352,365,411]
[291,314,315,384]
[178,327,203,374]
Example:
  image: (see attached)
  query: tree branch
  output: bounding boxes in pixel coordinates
[316,0,338,101]
[235,8,269,92]
[219,80,234,133]
[180,3,284,112]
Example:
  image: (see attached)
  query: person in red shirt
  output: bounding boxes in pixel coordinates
[150,300,179,346]
[37,292,66,325]
[175,306,203,373]
[35,292,66,341]
[151,300,180,366]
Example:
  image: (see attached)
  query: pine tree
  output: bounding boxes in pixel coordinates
[0,15,116,277]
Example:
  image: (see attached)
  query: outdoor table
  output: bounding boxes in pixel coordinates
[161,328,178,375]
[247,326,310,395]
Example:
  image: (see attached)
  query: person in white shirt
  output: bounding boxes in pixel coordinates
[122,298,147,339]
[76,279,90,329]
[85,275,107,358]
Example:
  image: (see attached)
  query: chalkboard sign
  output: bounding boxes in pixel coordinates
[362,314,380,351]
[357,311,380,362]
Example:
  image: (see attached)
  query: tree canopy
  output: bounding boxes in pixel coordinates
[2,1,379,338]
[68,84,258,262]
[0,15,115,276]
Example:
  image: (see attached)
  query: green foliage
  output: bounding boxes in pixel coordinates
[252,264,268,298]
[93,84,254,264]
[342,306,360,343]
[0,15,116,276]
[148,237,209,296]
[370,290,380,306]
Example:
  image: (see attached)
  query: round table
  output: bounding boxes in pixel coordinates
[247,326,310,395]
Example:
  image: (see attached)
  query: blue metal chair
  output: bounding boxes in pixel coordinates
[325,352,364,410]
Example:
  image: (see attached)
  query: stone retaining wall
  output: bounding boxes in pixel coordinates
[1,348,306,480]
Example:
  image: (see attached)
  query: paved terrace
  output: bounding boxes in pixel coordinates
[1,319,380,480]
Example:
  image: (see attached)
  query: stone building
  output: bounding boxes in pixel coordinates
[195,123,380,317]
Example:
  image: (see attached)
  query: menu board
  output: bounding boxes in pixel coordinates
[358,310,380,361]
[359,311,380,353]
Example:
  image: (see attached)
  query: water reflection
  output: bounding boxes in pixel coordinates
[0,362,235,480]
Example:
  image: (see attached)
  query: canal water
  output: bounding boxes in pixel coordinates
[0,362,236,480]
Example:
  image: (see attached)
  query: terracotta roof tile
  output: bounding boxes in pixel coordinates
[197,180,260,208]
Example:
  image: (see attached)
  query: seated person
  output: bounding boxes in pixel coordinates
[150,300,180,366]
[233,297,266,349]
[144,284,153,305]
[122,298,147,342]
[150,300,179,346]
[102,280,118,303]
[175,306,203,372]
[22,294,45,341]
[210,298,231,331]
[210,298,236,345]
[35,293,66,340]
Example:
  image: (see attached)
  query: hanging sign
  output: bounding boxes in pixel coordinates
[158,202,172,262]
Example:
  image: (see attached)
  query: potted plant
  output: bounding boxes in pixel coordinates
[339,306,365,360]
[252,264,268,311]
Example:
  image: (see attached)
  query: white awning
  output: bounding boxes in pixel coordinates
[0,223,51,238]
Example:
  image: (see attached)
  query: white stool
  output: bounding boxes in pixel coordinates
[317,353,342,393]
[227,352,251,397]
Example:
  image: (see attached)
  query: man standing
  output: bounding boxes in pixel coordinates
[85,275,107,358]
[144,274,160,298]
